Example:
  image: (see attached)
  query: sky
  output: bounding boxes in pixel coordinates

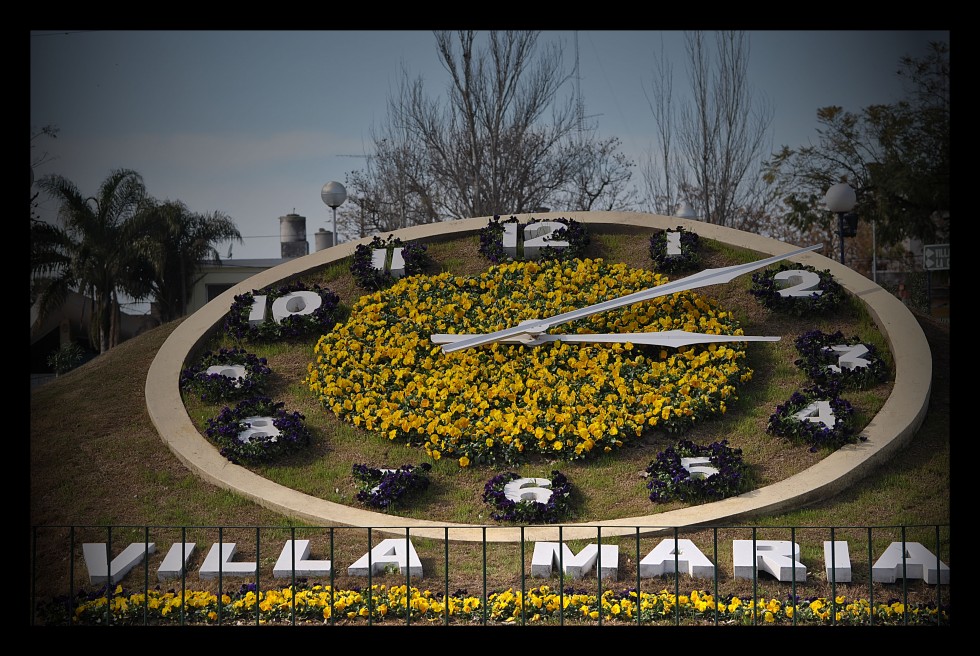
[31,29,949,268]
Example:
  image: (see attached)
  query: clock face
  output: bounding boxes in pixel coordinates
[306,256,761,468]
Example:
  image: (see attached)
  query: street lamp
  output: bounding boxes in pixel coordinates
[320,181,347,247]
[824,182,858,264]
[675,200,697,219]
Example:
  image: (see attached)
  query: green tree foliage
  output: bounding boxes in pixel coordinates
[763,41,949,248]
[30,125,59,224]
[137,199,242,322]
[32,168,243,351]
[31,168,155,353]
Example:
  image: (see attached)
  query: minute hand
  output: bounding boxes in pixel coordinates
[440,243,823,353]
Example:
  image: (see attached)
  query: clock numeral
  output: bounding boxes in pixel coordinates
[792,400,837,429]
[205,364,247,387]
[774,269,824,298]
[680,456,719,479]
[502,477,554,504]
[370,247,407,279]
[501,222,570,259]
[665,230,683,256]
[822,343,871,373]
[248,290,324,328]
[238,416,281,444]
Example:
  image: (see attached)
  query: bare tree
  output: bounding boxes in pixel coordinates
[338,30,637,236]
[641,31,773,227]
[641,40,689,216]
[556,135,639,211]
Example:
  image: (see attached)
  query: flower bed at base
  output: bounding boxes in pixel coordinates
[36,582,948,626]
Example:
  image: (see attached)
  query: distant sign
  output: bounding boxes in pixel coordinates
[923,244,950,271]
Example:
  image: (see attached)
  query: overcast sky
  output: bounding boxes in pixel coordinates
[31,29,949,267]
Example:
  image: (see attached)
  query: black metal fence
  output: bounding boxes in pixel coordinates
[30,523,951,627]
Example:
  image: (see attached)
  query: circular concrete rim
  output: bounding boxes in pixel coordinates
[145,211,932,542]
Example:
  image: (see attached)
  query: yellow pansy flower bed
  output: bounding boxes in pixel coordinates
[306,258,755,467]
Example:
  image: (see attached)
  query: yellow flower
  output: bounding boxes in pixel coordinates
[306,259,748,464]
[458,456,470,467]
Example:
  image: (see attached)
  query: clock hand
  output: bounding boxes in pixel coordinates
[430,330,780,348]
[437,243,822,353]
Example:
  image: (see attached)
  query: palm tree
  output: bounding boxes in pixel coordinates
[138,199,242,322]
[31,169,155,354]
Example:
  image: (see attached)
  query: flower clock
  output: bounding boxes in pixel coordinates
[793,329,890,390]
[767,381,860,452]
[649,226,701,273]
[306,257,763,468]
[179,347,272,402]
[204,396,311,465]
[482,471,572,523]
[225,281,341,342]
[351,462,432,510]
[749,263,847,316]
[645,439,749,503]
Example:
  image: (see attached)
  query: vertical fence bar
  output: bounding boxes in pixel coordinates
[254,526,261,626]
[597,527,603,627]
[217,527,223,625]
[367,527,373,626]
[180,527,187,626]
[900,526,909,626]
[790,526,798,627]
[329,527,335,626]
[104,526,111,626]
[444,527,450,625]
[828,526,836,626]
[672,527,680,626]
[69,526,75,627]
[558,525,564,626]
[142,526,150,626]
[406,527,412,627]
[934,524,943,625]
[712,528,718,626]
[635,528,641,627]
[290,526,296,626]
[751,527,758,626]
[866,527,874,627]
[520,526,526,626]
[481,527,487,626]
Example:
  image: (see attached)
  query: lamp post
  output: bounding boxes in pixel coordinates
[675,200,697,219]
[320,181,347,247]
[824,182,857,265]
